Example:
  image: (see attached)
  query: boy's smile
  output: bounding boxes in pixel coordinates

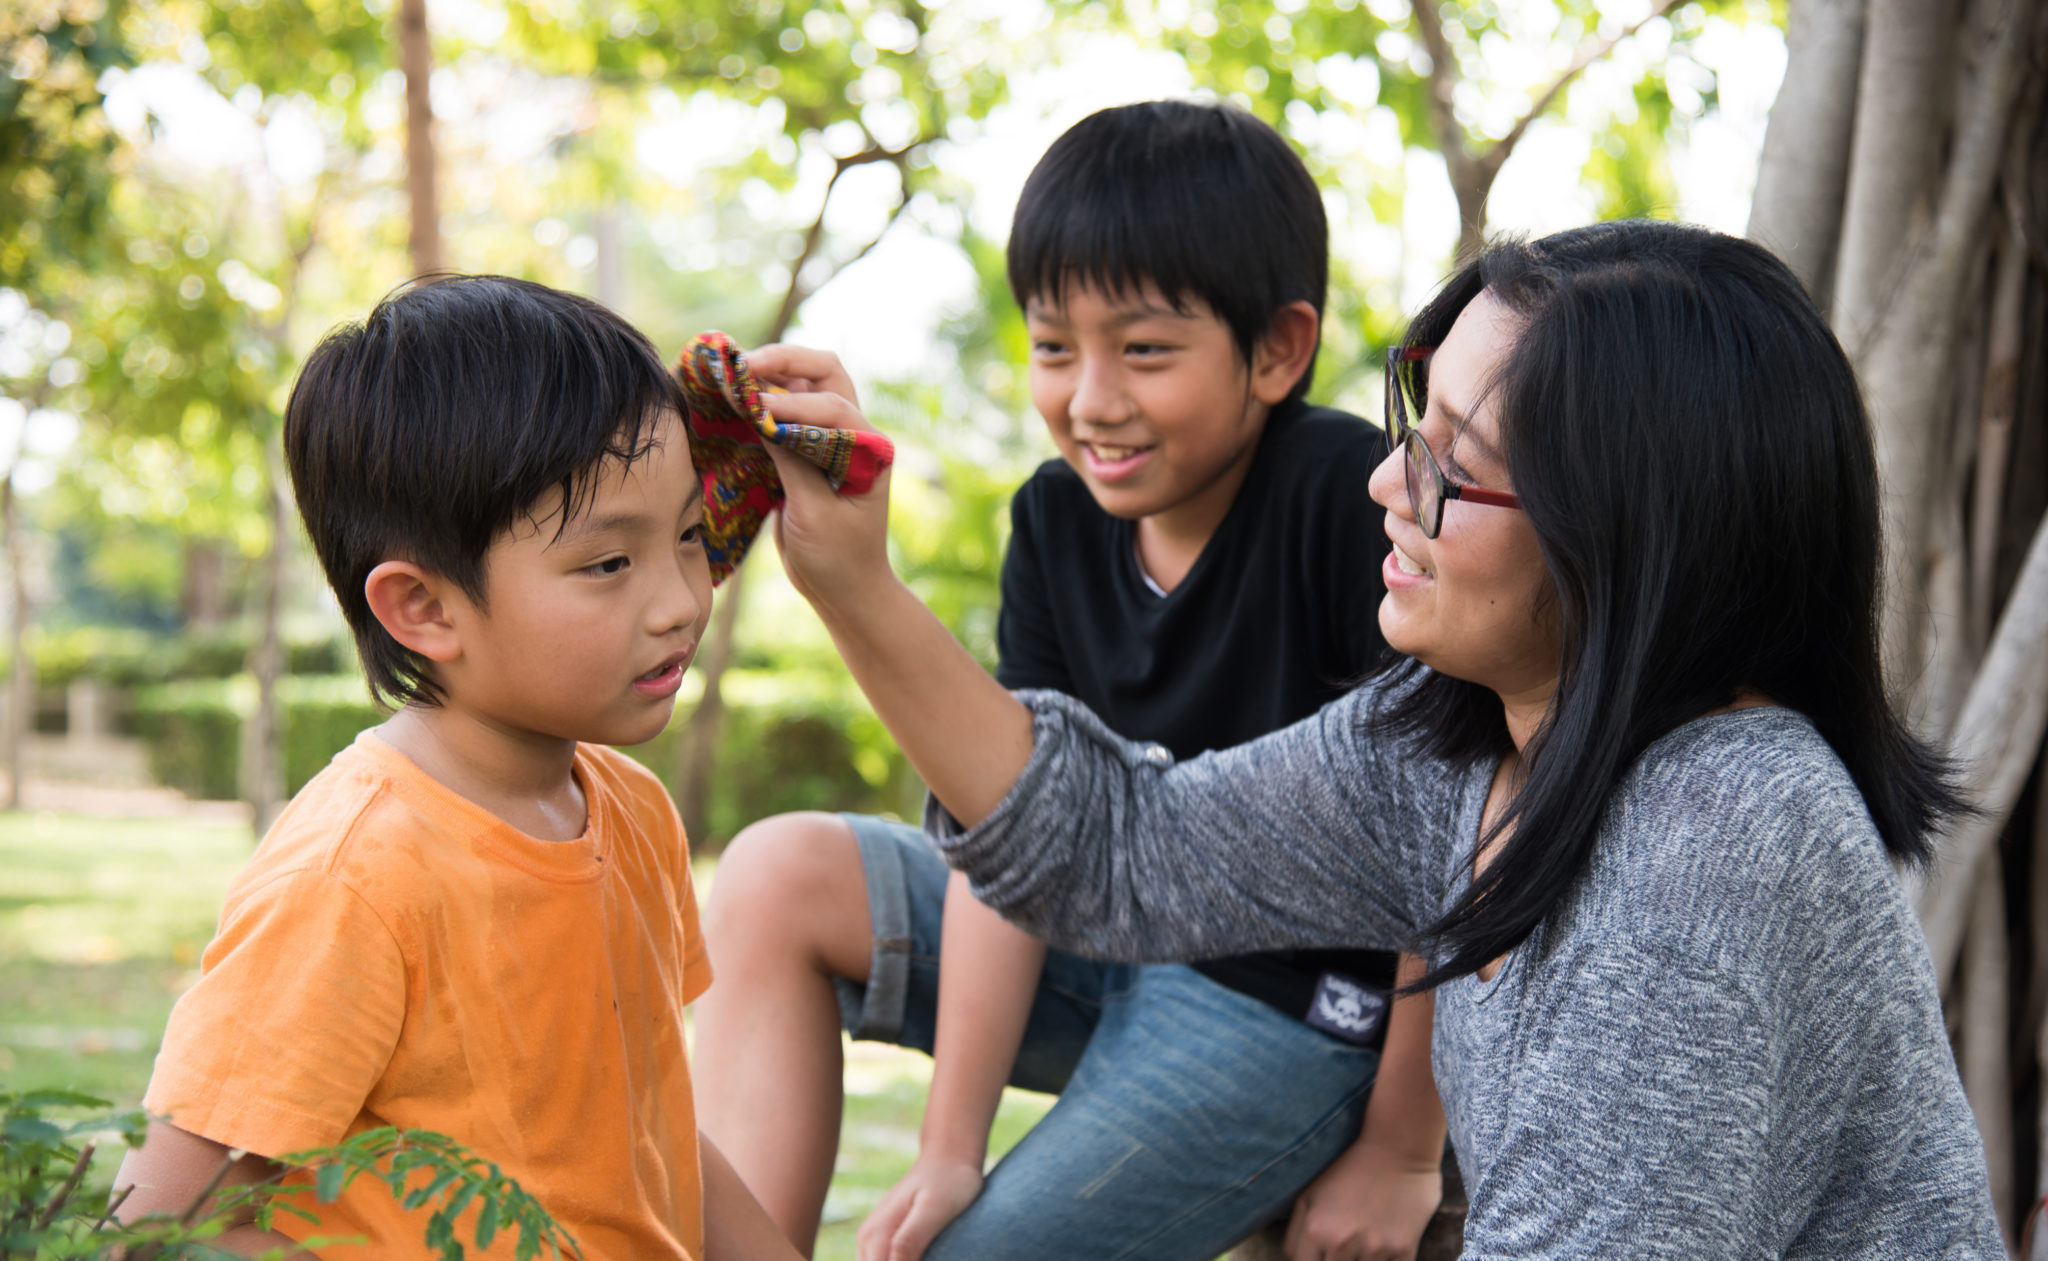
[1026,284,1269,535]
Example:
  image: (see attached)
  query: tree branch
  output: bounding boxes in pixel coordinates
[763,141,919,344]
[1407,1,1471,172]
[1478,0,1685,181]
[1917,509,2048,979]
[32,1144,93,1231]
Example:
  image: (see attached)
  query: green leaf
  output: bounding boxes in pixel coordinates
[3,1115,66,1146]
[404,1166,460,1210]
[314,1162,347,1203]
[16,1090,111,1110]
[475,1196,500,1249]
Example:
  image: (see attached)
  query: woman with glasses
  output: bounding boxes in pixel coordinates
[752,219,2001,1257]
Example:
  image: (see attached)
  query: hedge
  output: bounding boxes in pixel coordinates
[3,626,350,690]
[130,669,919,848]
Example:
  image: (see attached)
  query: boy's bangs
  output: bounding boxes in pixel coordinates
[1004,101,1327,398]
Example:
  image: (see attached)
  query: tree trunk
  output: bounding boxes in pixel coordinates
[400,0,442,276]
[675,563,744,848]
[1837,0,2025,698]
[182,540,229,628]
[3,471,27,811]
[241,438,290,840]
[1920,511,2048,976]
[1756,0,2048,1241]
[1961,847,2017,1243]
[1747,0,1867,306]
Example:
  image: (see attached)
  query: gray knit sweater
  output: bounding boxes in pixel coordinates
[927,686,2001,1258]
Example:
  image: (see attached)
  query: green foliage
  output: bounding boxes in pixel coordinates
[0,1089,577,1260]
[130,674,381,800]
[0,0,135,294]
[889,456,1012,670]
[1,626,348,690]
[127,669,919,835]
[265,1127,580,1261]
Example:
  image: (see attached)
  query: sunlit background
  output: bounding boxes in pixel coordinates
[0,1,1792,849]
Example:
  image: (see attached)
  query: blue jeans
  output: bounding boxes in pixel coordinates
[833,816,1381,1261]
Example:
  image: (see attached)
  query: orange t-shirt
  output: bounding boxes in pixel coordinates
[143,730,712,1259]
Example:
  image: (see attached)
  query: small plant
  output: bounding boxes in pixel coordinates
[1,1087,580,1260]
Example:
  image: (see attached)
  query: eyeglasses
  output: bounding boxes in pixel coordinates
[1385,346,1521,539]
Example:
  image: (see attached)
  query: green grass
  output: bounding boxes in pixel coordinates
[0,807,1053,1261]
[0,809,247,1102]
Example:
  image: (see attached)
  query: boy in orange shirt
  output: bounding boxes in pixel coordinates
[113,276,799,1261]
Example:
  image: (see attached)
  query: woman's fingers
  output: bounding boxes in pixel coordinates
[762,388,882,435]
[749,342,859,404]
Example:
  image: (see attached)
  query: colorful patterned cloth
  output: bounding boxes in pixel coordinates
[676,331,894,584]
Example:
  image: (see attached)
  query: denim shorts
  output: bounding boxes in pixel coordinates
[833,814,1383,1261]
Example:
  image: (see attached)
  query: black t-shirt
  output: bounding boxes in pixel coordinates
[995,398,1399,1029]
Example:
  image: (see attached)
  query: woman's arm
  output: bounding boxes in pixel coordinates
[753,347,1443,962]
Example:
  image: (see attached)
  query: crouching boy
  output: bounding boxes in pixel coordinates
[114,276,797,1261]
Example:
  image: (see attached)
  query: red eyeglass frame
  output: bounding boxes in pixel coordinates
[1385,346,1520,537]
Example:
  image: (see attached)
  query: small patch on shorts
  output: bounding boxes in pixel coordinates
[1305,972,1389,1046]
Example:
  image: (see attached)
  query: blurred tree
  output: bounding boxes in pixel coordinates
[494,0,1029,844]
[62,0,392,834]
[0,0,135,809]
[1148,0,1748,321]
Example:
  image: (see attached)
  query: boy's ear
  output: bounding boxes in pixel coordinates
[364,561,464,664]
[1249,300,1321,406]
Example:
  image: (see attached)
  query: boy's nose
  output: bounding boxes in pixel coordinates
[1069,362,1135,428]
[651,553,711,638]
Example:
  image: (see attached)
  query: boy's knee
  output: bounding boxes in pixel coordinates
[706,812,867,946]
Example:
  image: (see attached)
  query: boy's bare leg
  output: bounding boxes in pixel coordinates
[696,811,876,1253]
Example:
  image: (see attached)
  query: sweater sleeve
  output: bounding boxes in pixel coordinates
[1460,941,1777,1258]
[925,686,1445,960]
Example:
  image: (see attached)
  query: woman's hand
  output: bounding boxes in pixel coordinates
[746,343,896,611]
[856,1154,985,1261]
[1283,1138,1442,1261]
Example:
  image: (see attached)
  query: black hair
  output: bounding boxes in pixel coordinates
[1373,221,1969,990]
[283,274,685,710]
[1006,100,1328,405]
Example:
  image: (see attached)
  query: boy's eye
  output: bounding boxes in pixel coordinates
[1125,341,1171,358]
[1030,339,1070,358]
[680,524,704,547]
[585,555,629,576]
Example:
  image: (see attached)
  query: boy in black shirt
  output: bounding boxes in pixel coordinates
[696,102,1445,1261]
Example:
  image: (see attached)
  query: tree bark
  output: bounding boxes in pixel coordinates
[1840,0,2028,697]
[1918,510,2048,978]
[241,436,290,840]
[1831,0,1955,351]
[1748,0,1868,307]
[182,540,229,628]
[1960,846,2017,1242]
[1972,166,2037,652]
[400,0,442,276]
